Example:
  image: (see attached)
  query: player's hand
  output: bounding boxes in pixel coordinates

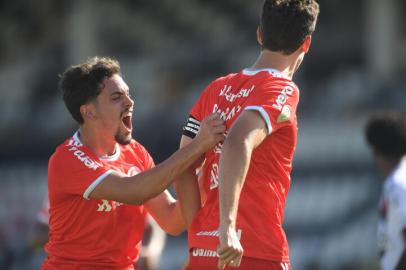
[194,113,226,152]
[217,226,243,269]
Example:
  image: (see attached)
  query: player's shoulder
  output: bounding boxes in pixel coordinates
[207,72,240,89]
[50,133,100,170]
[125,139,151,156]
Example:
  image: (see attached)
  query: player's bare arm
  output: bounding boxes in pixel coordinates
[144,135,209,236]
[90,113,225,205]
[144,190,184,236]
[217,110,267,269]
[174,135,206,227]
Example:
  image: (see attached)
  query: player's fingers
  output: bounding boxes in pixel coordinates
[217,244,231,256]
[217,248,235,260]
[229,254,243,267]
[220,251,242,266]
[205,112,221,122]
[210,118,225,126]
[215,134,226,142]
[212,125,226,134]
[218,258,227,270]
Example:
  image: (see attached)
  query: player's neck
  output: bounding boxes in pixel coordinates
[78,125,117,157]
[251,50,302,80]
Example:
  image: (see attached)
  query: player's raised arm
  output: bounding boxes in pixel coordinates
[90,113,225,205]
[217,110,267,269]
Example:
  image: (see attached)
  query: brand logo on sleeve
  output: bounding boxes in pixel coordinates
[272,86,294,111]
[277,105,292,123]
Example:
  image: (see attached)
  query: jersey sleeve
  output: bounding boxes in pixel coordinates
[139,144,155,170]
[244,82,299,135]
[48,146,114,200]
[182,84,213,139]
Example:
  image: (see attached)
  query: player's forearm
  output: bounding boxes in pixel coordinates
[157,201,186,235]
[127,140,206,204]
[175,169,201,226]
[218,137,252,229]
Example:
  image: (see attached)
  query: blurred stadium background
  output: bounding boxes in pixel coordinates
[0,0,406,269]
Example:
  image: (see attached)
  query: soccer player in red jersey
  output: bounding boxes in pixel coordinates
[177,1,320,269]
[41,57,225,270]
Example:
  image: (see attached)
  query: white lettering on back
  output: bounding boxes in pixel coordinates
[219,85,255,102]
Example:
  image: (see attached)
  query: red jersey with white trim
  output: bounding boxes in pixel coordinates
[184,69,299,262]
[42,132,154,270]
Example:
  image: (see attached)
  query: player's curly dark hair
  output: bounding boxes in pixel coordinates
[59,56,121,124]
[260,0,319,54]
[365,112,406,160]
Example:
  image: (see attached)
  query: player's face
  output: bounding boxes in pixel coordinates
[94,74,134,145]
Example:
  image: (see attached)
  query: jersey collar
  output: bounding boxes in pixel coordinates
[242,68,284,78]
[73,131,121,162]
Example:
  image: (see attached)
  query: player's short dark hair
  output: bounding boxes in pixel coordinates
[260,0,319,54]
[59,56,121,124]
[365,112,406,160]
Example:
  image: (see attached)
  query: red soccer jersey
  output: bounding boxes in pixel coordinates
[184,68,299,262]
[42,132,154,270]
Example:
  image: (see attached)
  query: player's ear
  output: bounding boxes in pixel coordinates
[257,26,263,46]
[301,35,312,53]
[80,103,96,121]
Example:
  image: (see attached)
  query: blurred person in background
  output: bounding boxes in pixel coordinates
[177,0,319,269]
[41,56,226,270]
[365,112,406,270]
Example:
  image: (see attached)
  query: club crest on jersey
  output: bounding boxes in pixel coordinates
[277,105,291,123]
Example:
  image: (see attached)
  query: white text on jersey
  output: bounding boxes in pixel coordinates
[219,84,255,102]
[272,86,294,111]
[213,104,242,121]
[67,146,100,170]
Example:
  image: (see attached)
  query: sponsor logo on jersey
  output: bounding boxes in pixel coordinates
[210,163,219,190]
[192,248,218,257]
[97,199,123,212]
[272,86,294,111]
[67,146,101,170]
[277,105,291,123]
[196,229,242,239]
[97,200,113,212]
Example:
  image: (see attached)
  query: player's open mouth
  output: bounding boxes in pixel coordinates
[121,114,132,132]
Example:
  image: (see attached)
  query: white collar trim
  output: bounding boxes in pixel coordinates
[242,68,284,78]
[73,131,121,161]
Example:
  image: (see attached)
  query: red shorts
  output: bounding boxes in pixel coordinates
[189,248,290,270]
